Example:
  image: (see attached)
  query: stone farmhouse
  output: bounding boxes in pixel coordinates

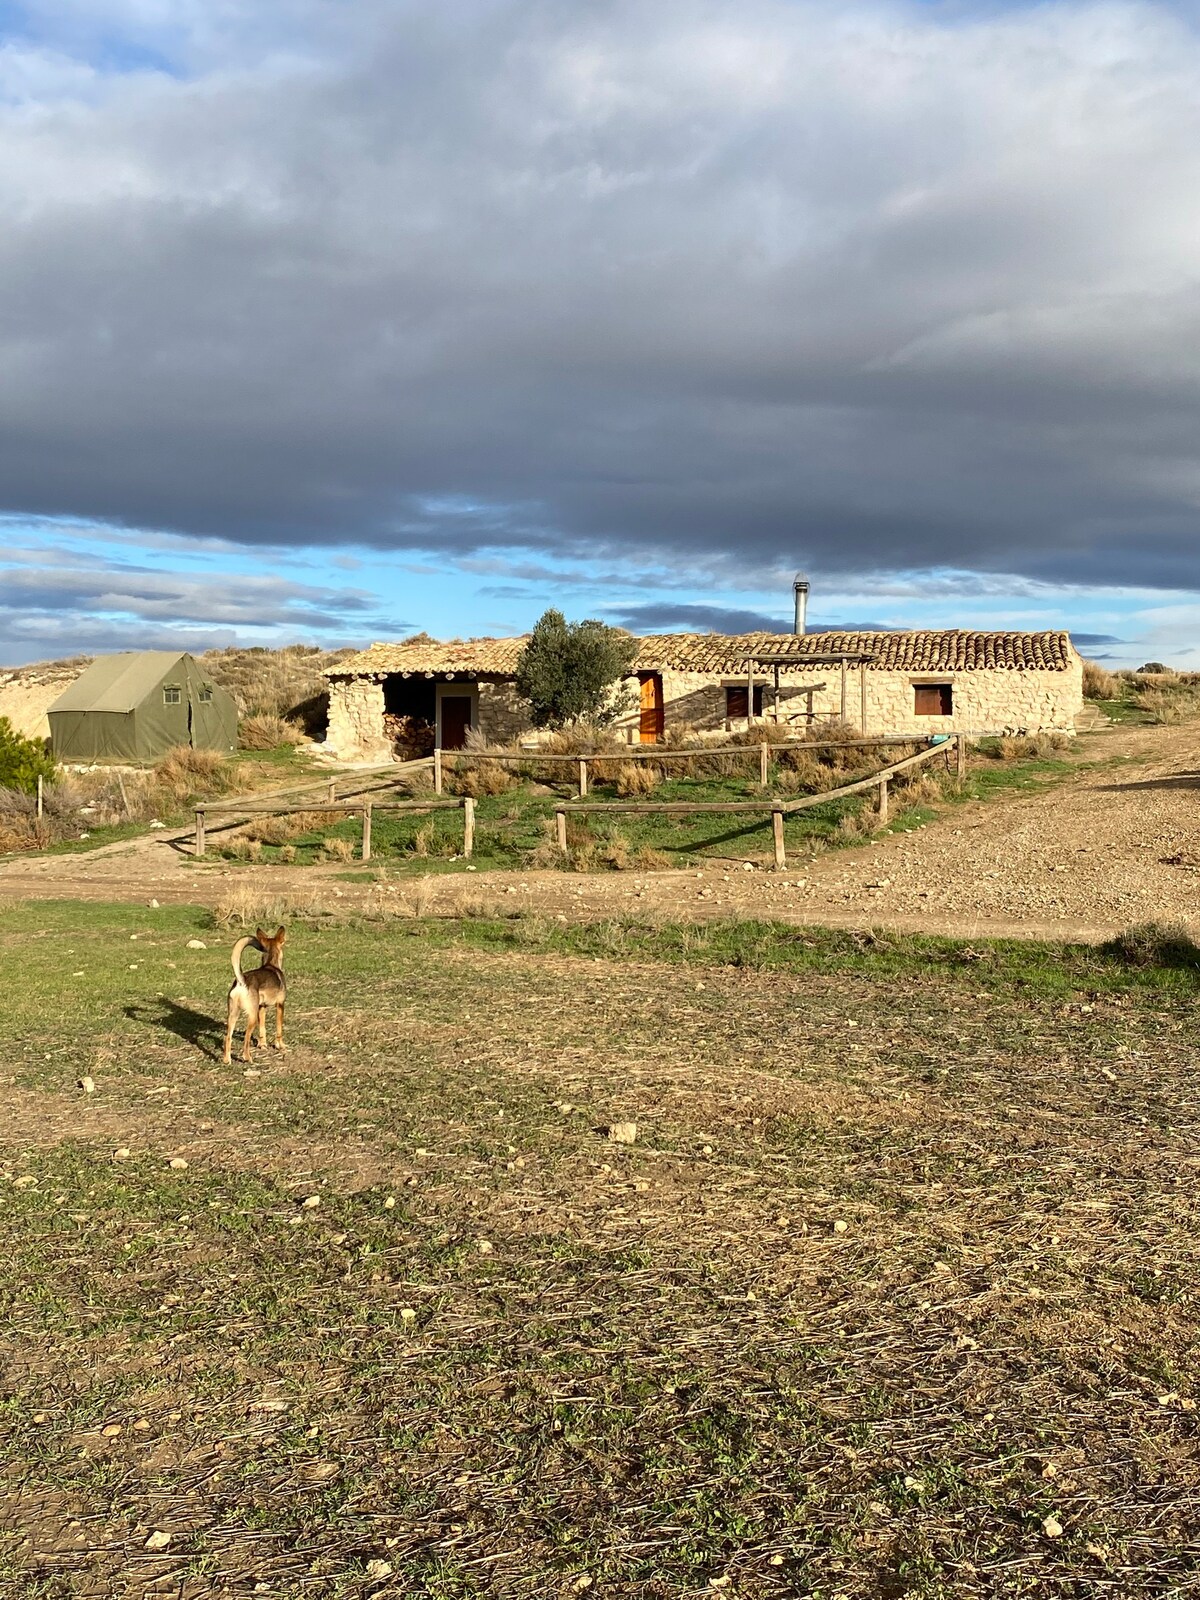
[323,626,1085,762]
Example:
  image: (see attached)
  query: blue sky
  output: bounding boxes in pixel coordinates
[2,0,1200,667]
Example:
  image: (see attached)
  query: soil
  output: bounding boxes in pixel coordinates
[3,719,1199,941]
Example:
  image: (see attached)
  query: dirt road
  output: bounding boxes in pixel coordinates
[3,720,1200,940]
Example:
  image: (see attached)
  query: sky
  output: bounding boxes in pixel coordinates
[2,0,1200,666]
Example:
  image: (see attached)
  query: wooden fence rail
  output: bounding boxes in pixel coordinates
[435,735,956,797]
[194,796,473,864]
[554,739,958,869]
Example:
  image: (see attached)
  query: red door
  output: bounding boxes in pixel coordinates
[638,674,664,744]
[440,695,472,750]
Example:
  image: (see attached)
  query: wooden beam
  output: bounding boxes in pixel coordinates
[578,757,588,798]
[957,734,967,786]
[772,806,786,870]
[361,803,372,862]
[877,778,888,827]
[555,808,568,852]
[463,796,476,858]
[433,747,443,794]
[194,807,205,858]
[759,743,769,787]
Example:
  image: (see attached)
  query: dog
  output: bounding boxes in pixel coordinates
[223,925,287,1065]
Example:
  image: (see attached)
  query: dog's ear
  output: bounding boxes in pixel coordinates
[273,925,286,943]
[254,926,268,945]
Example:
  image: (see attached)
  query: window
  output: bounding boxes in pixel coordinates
[163,685,182,706]
[914,683,953,716]
[725,684,765,721]
[198,686,213,704]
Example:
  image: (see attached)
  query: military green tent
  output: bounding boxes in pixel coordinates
[48,652,238,762]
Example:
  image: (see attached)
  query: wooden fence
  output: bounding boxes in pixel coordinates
[552,739,960,869]
[194,795,474,863]
[434,735,963,797]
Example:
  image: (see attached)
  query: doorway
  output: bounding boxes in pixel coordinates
[438,692,474,750]
[638,673,664,744]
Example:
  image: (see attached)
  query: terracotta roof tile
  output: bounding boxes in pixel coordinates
[328,629,1076,679]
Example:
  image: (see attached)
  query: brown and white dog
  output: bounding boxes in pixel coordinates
[223,925,287,1065]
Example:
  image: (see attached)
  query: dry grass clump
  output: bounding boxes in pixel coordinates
[321,837,356,863]
[614,761,660,797]
[242,815,302,847]
[1132,681,1200,724]
[210,885,328,928]
[154,747,237,803]
[994,731,1070,761]
[1082,659,1119,699]
[1105,920,1200,969]
[448,759,516,798]
[239,713,305,751]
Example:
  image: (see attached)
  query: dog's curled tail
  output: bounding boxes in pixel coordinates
[229,934,261,987]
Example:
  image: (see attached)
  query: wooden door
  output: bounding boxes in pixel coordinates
[638,674,664,744]
[440,695,472,750]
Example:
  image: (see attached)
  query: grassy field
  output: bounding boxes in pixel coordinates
[1,900,1199,1596]
[212,740,1092,877]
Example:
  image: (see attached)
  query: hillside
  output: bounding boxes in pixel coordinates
[0,644,358,743]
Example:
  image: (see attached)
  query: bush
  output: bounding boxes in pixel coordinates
[614,761,659,797]
[154,747,237,803]
[0,716,56,794]
[515,610,637,729]
[239,713,304,751]
[1082,660,1119,700]
[448,759,516,798]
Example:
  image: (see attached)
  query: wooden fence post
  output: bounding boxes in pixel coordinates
[578,757,588,798]
[555,808,568,853]
[36,774,43,819]
[434,747,443,795]
[463,797,475,859]
[361,803,373,863]
[772,805,786,870]
[194,807,205,858]
[327,778,337,802]
[956,734,966,786]
[759,743,769,787]
[877,778,889,827]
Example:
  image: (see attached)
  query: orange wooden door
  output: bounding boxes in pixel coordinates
[440,695,472,750]
[638,674,664,743]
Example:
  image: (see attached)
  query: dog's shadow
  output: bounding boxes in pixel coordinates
[125,996,225,1062]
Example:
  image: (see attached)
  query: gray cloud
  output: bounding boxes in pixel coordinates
[0,2,1198,591]
[0,555,407,662]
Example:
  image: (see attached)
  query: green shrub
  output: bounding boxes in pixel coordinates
[515,610,637,729]
[0,717,56,794]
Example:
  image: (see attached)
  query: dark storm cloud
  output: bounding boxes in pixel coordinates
[1,1,1200,588]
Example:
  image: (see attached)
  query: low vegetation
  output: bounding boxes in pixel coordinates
[1081,658,1200,725]
[2,901,1200,1596]
[208,728,1085,875]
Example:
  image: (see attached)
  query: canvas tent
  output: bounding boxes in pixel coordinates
[48,652,237,762]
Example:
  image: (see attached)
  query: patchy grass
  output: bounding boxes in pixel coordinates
[2,902,1200,1594]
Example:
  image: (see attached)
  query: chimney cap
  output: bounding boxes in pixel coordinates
[793,573,810,590]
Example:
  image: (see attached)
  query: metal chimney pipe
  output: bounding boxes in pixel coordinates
[793,575,809,636]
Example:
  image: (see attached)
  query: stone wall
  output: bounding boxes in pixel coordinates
[328,652,1084,759]
[611,656,1084,740]
[477,680,533,744]
[325,677,392,761]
